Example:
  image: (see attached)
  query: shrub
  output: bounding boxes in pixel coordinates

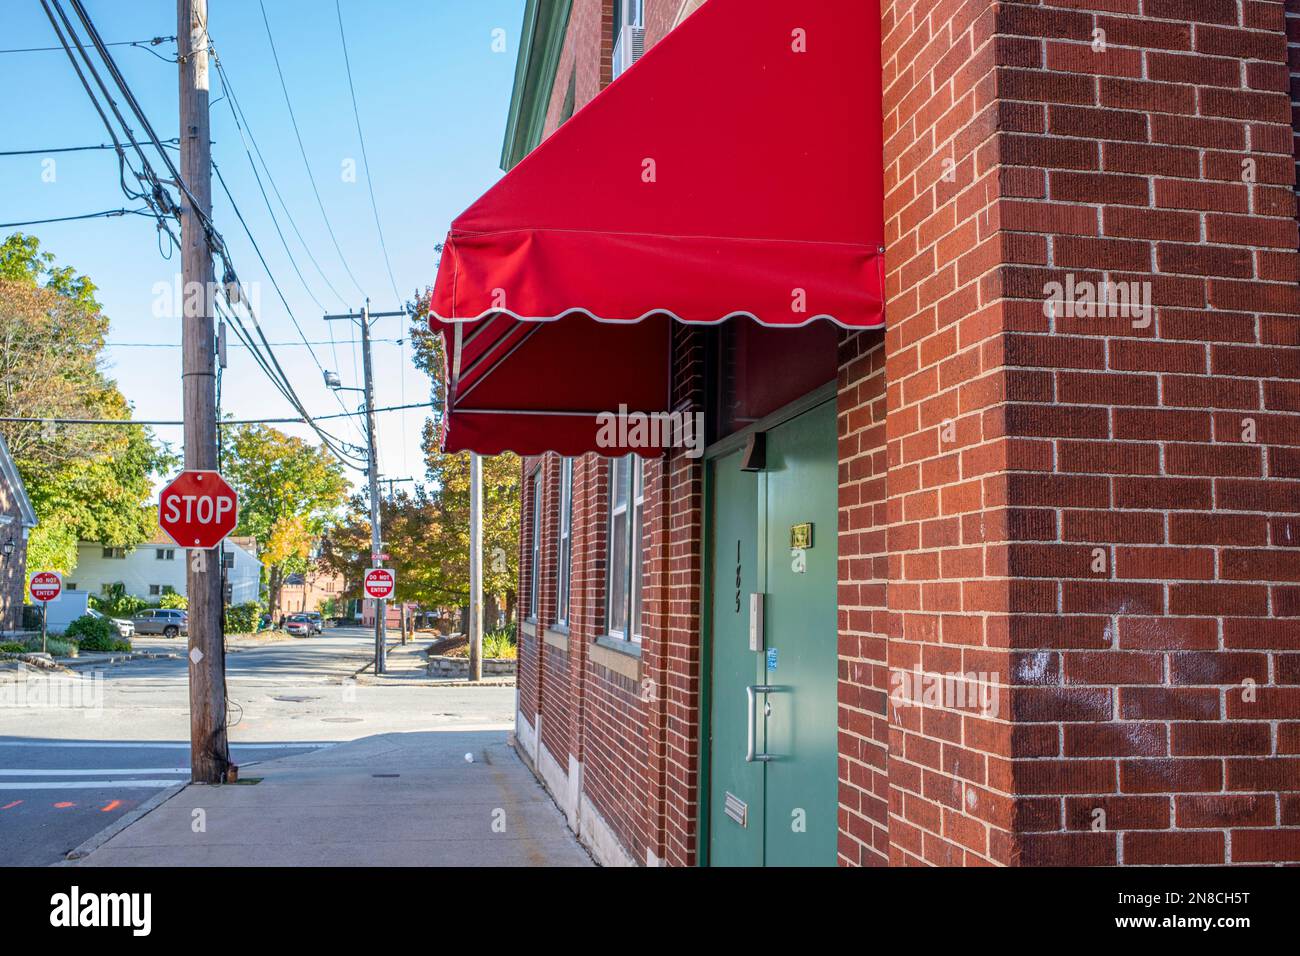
[90,585,150,619]
[224,601,261,635]
[483,624,518,660]
[0,641,25,654]
[158,592,188,610]
[66,614,131,652]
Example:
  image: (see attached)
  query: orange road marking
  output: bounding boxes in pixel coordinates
[53,801,75,808]
[100,799,123,812]
[1,800,21,810]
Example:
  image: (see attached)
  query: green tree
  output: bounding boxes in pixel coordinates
[221,423,349,612]
[0,234,174,573]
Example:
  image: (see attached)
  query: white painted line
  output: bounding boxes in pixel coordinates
[0,768,189,776]
[0,780,183,790]
[0,741,333,749]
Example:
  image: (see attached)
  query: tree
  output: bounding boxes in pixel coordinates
[221,423,349,612]
[412,296,519,616]
[0,234,174,573]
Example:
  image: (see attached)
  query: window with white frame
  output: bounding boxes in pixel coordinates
[102,546,126,559]
[556,458,574,627]
[528,473,542,621]
[156,548,175,560]
[606,455,645,642]
[612,0,645,79]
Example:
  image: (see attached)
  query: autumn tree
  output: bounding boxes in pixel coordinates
[0,234,173,572]
[221,423,349,611]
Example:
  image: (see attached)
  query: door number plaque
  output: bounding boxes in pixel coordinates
[790,522,813,549]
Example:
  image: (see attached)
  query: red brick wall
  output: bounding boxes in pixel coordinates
[877,0,1300,866]
[836,329,892,865]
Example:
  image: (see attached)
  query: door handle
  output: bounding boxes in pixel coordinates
[746,684,777,762]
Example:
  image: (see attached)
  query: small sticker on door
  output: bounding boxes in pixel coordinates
[766,647,778,671]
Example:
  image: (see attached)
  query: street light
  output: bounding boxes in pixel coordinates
[1,541,13,557]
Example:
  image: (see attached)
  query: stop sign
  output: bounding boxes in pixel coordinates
[159,470,238,549]
[29,571,62,602]
[363,567,395,600]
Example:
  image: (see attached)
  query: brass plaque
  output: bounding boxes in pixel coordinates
[790,522,813,550]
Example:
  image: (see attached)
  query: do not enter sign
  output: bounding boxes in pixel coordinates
[363,568,395,600]
[29,571,62,602]
[159,470,239,549]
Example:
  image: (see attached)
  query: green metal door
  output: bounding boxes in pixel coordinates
[706,399,838,866]
[759,400,839,866]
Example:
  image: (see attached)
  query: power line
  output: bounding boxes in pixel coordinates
[0,206,154,228]
[106,338,402,348]
[0,36,174,55]
[258,0,366,299]
[0,402,431,427]
[0,139,178,157]
[335,0,402,305]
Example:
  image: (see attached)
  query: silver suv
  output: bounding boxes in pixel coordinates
[131,608,188,638]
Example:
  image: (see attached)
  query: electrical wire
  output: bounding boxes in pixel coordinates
[0,139,178,156]
[0,206,154,228]
[258,0,366,299]
[334,0,402,305]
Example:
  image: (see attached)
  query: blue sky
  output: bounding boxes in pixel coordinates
[1,0,524,488]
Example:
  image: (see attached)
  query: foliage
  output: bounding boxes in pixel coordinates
[64,613,114,644]
[221,424,349,610]
[23,635,76,657]
[89,584,150,619]
[158,591,188,610]
[224,601,261,635]
[0,641,25,654]
[324,295,519,614]
[483,625,518,660]
[0,234,175,573]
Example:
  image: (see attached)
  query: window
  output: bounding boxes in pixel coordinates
[162,585,176,595]
[156,548,175,560]
[556,458,574,626]
[612,0,645,79]
[528,473,542,621]
[222,552,235,569]
[66,583,76,591]
[102,547,126,559]
[606,455,645,641]
[149,585,161,596]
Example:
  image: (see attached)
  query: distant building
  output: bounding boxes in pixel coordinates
[70,533,261,605]
[275,567,345,617]
[0,434,37,632]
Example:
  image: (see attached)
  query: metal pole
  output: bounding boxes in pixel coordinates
[469,451,482,682]
[42,603,47,656]
[179,0,229,784]
[360,300,386,674]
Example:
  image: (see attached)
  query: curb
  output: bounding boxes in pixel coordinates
[65,651,181,670]
[60,781,188,864]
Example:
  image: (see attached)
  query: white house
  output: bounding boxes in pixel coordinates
[69,533,262,605]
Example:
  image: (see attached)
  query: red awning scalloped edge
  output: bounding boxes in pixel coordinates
[428,0,885,456]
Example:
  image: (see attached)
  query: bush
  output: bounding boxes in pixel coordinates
[483,624,518,660]
[157,591,188,610]
[90,585,150,619]
[65,614,132,652]
[0,641,25,654]
[224,601,261,635]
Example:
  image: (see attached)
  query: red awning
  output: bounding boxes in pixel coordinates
[430,0,883,456]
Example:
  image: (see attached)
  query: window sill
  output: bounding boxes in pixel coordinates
[590,634,642,681]
[542,628,569,652]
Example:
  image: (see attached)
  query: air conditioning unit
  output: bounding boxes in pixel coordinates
[613,24,645,79]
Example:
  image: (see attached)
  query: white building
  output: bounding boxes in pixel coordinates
[69,533,262,605]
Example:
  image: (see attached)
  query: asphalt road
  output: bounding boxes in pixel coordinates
[0,627,515,867]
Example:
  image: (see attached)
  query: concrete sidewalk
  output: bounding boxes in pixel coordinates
[66,729,592,867]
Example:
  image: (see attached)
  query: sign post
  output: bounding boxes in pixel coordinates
[29,571,62,655]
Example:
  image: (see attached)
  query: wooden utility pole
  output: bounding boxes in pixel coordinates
[324,301,408,674]
[179,0,229,783]
[469,452,483,682]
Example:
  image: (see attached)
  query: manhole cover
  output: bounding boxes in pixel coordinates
[321,717,362,722]
[273,695,320,703]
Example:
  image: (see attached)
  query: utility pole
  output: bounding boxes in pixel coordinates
[469,452,482,682]
[179,0,229,784]
[324,300,408,675]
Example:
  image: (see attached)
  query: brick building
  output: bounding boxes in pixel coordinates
[0,434,37,633]
[430,0,1300,866]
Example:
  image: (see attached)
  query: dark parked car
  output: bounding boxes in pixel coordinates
[131,608,188,638]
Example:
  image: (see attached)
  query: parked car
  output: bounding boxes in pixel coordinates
[284,616,312,638]
[304,612,324,634]
[87,607,134,639]
[131,608,188,638]
[284,613,321,636]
